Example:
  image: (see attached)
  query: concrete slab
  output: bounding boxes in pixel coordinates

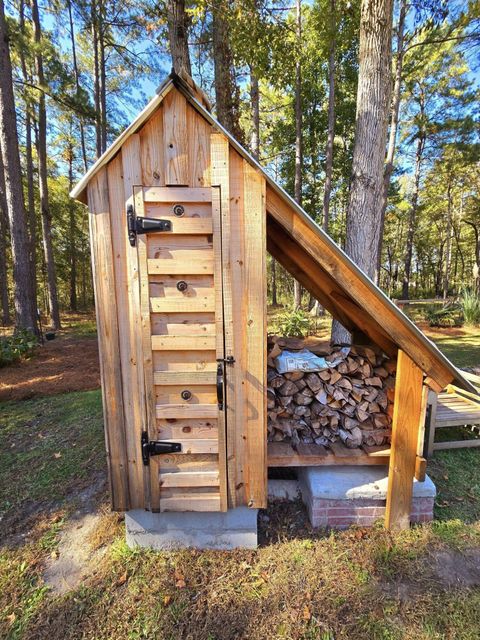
[299,465,436,501]
[125,507,258,550]
[268,479,300,501]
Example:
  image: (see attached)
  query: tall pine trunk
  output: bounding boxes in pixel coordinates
[166,0,192,74]
[0,153,10,324]
[67,0,88,172]
[322,0,336,233]
[212,1,243,142]
[250,68,260,159]
[402,131,425,299]
[19,0,37,304]
[31,0,61,330]
[293,0,302,310]
[443,179,453,300]
[0,0,38,333]
[377,0,407,281]
[67,134,77,311]
[332,0,393,344]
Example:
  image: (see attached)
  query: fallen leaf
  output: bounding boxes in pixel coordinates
[6,613,16,626]
[302,605,311,621]
[175,579,186,589]
[163,595,172,606]
[50,550,59,559]
[53,452,62,459]
[117,572,128,586]
[260,571,269,582]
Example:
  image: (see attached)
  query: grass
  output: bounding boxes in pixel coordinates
[0,389,104,529]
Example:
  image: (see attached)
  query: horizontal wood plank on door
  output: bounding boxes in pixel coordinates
[149,275,213,296]
[153,371,217,385]
[148,257,214,275]
[153,350,217,372]
[157,419,218,440]
[151,335,216,350]
[159,453,218,472]
[159,470,219,488]
[155,384,216,405]
[156,404,218,419]
[150,297,215,313]
[146,218,213,234]
[143,186,212,202]
[160,494,221,512]
[151,312,215,336]
[167,439,219,454]
[146,202,212,218]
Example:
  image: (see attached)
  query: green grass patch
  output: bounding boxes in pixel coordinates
[0,389,104,526]
[429,447,480,521]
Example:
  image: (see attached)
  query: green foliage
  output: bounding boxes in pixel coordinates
[423,303,462,328]
[460,289,480,326]
[275,307,312,338]
[0,330,37,367]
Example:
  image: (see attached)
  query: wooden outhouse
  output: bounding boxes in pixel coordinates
[72,71,474,530]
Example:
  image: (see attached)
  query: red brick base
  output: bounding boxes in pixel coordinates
[306,496,434,528]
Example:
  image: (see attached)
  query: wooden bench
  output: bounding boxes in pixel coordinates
[426,371,480,456]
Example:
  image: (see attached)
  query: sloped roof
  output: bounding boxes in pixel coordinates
[71,71,474,393]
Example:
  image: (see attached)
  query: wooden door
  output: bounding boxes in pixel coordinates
[133,185,227,512]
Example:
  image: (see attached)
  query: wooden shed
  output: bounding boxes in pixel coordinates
[71,71,473,530]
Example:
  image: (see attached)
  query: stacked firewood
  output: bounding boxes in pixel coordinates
[267,337,396,449]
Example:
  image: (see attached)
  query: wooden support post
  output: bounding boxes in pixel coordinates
[425,389,438,458]
[385,350,425,530]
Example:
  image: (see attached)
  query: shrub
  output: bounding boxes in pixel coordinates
[460,289,480,326]
[0,329,38,367]
[423,303,463,328]
[276,307,311,338]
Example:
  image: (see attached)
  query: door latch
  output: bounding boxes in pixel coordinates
[127,204,172,247]
[141,431,181,466]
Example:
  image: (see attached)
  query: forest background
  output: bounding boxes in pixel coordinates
[0,0,479,336]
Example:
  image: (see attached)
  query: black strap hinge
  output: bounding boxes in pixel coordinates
[141,431,181,466]
[127,204,172,246]
[217,355,235,364]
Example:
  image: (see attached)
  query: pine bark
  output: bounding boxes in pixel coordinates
[166,0,192,74]
[0,151,10,324]
[332,0,393,343]
[0,0,38,333]
[377,0,407,280]
[402,130,425,299]
[67,0,88,171]
[212,1,243,142]
[443,180,453,299]
[293,0,303,310]
[31,0,61,330]
[250,68,260,159]
[322,0,336,233]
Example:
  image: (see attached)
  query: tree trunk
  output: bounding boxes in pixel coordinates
[67,0,88,171]
[322,0,336,233]
[332,0,394,344]
[67,135,77,311]
[31,0,61,330]
[250,68,260,159]
[401,131,425,299]
[19,0,37,304]
[166,0,192,74]
[99,1,107,154]
[377,0,407,281]
[443,180,453,299]
[0,152,10,324]
[271,257,278,306]
[212,1,243,142]
[0,0,38,333]
[464,220,480,294]
[92,2,102,159]
[293,0,302,310]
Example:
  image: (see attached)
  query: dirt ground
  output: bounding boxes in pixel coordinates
[0,333,100,402]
